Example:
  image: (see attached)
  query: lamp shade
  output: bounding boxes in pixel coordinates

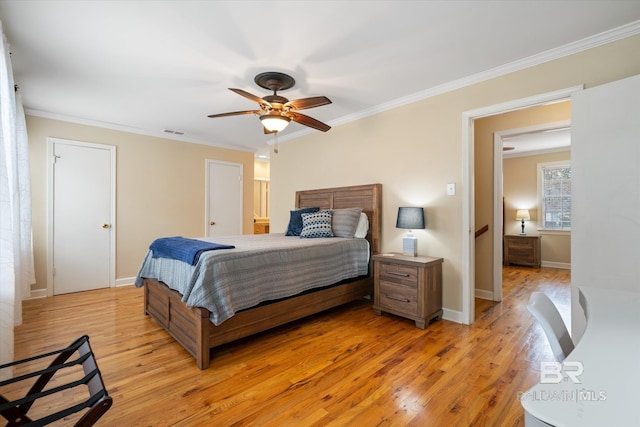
[396,207,425,230]
[260,114,291,132]
[515,209,530,221]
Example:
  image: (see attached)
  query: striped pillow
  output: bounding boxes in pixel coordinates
[331,207,363,238]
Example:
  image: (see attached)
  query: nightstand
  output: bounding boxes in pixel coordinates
[503,235,541,267]
[372,253,443,329]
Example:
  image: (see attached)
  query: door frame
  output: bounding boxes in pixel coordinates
[204,159,243,236]
[47,138,116,296]
[461,85,582,325]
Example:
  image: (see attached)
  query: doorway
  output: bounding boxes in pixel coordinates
[47,138,116,295]
[492,121,571,301]
[461,85,582,324]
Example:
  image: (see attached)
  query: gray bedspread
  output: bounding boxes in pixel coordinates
[134,233,370,325]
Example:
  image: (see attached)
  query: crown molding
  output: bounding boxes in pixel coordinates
[24,108,257,154]
[25,20,640,150]
[281,20,640,143]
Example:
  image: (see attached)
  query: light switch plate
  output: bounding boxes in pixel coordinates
[447,183,456,196]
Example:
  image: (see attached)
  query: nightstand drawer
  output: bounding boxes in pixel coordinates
[509,248,535,263]
[509,239,534,250]
[378,262,418,287]
[379,281,418,316]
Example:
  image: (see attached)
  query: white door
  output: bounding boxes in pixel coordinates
[206,160,242,236]
[571,73,640,340]
[50,139,115,295]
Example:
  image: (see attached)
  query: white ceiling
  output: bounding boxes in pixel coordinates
[502,127,571,158]
[2,1,640,159]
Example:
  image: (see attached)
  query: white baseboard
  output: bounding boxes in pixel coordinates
[442,308,464,324]
[27,279,134,299]
[116,277,136,287]
[475,289,494,300]
[541,261,571,269]
[28,288,47,300]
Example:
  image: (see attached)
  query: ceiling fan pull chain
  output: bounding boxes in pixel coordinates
[273,132,279,154]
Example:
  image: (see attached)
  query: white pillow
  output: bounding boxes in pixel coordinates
[354,213,369,238]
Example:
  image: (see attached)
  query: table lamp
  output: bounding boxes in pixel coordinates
[516,209,530,235]
[396,207,425,256]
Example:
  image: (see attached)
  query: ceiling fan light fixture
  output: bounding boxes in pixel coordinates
[208,72,331,134]
[260,114,291,132]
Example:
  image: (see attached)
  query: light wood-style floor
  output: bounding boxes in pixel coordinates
[8,266,570,426]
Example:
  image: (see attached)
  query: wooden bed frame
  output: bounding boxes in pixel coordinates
[142,183,382,369]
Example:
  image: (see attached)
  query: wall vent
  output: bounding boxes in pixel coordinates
[162,129,185,135]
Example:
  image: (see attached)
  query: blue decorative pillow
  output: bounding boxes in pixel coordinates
[285,207,320,236]
[300,210,334,238]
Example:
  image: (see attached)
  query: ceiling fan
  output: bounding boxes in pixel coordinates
[207,71,332,134]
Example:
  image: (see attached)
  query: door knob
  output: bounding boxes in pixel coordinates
[102,223,110,229]
[210,221,216,226]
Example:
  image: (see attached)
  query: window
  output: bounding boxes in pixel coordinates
[538,161,571,230]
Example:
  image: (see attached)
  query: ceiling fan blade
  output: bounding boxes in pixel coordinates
[207,110,259,118]
[289,112,331,132]
[284,96,332,111]
[229,88,271,107]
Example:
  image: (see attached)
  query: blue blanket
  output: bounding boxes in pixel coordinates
[149,237,235,266]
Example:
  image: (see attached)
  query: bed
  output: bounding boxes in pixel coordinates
[136,183,382,369]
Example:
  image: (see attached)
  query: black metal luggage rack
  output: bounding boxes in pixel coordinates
[0,335,112,426]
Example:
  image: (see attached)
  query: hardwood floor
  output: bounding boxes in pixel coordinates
[7,266,570,426]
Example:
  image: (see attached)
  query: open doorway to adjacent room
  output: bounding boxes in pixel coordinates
[462,86,581,324]
[474,102,571,308]
[254,158,271,234]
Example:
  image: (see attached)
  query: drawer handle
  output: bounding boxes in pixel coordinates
[385,294,410,303]
[386,271,410,277]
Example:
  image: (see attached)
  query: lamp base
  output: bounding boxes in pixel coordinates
[402,236,417,257]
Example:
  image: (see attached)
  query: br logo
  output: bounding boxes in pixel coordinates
[540,361,584,384]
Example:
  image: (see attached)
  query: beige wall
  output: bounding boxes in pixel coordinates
[254,159,270,180]
[474,102,571,292]
[27,116,255,292]
[270,34,640,314]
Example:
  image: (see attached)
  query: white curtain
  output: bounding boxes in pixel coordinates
[0,20,35,370]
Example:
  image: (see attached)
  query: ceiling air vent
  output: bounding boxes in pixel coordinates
[162,129,184,135]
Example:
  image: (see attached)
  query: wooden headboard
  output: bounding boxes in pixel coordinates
[295,183,382,254]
